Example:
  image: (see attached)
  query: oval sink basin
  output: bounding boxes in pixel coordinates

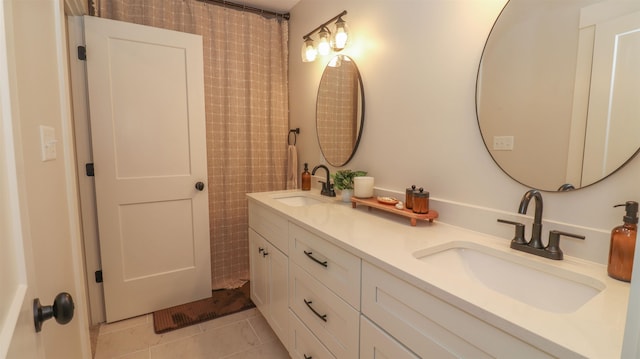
[413,242,604,313]
[274,194,325,207]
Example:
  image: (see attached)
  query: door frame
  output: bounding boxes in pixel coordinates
[67,15,106,326]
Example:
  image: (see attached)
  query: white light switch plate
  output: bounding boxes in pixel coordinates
[39,125,57,161]
[493,135,514,151]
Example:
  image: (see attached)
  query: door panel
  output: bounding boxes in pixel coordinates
[119,199,196,280]
[84,15,211,322]
[583,10,640,184]
[109,39,192,178]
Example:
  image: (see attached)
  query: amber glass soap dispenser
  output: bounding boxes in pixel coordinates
[301,163,311,191]
[608,201,638,282]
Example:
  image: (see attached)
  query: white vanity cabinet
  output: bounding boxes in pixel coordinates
[361,261,554,358]
[247,204,289,349]
[288,223,361,358]
[247,191,627,359]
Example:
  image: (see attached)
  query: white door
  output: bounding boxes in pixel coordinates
[0,78,41,359]
[0,10,40,355]
[582,10,640,185]
[2,0,87,357]
[83,16,212,322]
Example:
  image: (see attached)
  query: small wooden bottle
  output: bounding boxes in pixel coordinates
[608,201,638,282]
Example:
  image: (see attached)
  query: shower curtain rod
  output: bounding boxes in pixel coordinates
[196,0,290,20]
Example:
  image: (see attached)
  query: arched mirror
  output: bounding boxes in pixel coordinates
[316,55,365,167]
[477,0,640,191]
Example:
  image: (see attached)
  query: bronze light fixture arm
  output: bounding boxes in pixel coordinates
[302,10,348,39]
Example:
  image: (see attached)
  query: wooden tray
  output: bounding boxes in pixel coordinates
[351,197,438,226]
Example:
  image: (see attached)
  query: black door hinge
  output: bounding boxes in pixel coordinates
[86,163,94,177]
[77,46,86,61]
[95,270,103,283]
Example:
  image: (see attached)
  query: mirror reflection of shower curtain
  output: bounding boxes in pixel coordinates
[98,0,289,289]
[317,61,358,165]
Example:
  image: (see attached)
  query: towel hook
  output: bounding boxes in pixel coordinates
[288,128,300,146]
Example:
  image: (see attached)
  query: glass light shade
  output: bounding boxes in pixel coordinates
[330,17,350,51]
[301,37,317,62]
[317,27,331,56]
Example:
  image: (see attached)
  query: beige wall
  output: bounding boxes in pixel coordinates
[289,0,640,265]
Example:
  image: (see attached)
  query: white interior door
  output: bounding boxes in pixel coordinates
[0,7,40,354]
[1,86,41,359]
[2,0,88,357]
[582,10,640,185]
[83,16,212,323]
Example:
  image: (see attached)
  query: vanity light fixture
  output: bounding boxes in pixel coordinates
[300,10,349,63]
[317,27,332,56]
[301,36,317,62]
[330,15,349,51]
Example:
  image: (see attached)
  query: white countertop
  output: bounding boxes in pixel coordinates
[247,189,630,358]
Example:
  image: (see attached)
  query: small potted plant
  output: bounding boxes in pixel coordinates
[332,169,368,202]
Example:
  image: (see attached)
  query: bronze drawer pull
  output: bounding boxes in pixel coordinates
[303,250,328,268]
[303,299,327,322]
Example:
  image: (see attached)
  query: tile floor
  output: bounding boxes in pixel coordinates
[93,308,289,358]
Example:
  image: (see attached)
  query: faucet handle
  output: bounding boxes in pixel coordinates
[546,230,585,260]
[497,219,527,245]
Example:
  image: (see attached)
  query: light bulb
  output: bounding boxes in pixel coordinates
[331,17,350,51]
[317,27,331,56]
[301,37,317,62]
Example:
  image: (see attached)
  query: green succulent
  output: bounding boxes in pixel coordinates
[331,169,367,190]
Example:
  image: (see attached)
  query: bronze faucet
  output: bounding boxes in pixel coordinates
[311,164,336,197]
[518,189,544,249]
[498,189,585,260]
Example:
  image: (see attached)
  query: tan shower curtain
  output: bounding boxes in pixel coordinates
[97,0,289,289]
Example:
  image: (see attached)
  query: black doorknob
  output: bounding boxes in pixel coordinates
[33,292,75,332]
[195,182,205,191]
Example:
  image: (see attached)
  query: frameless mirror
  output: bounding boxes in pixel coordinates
[316,55,364,167]
[477,0,640,191]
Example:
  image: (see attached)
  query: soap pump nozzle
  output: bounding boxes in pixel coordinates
[614,201,639,224]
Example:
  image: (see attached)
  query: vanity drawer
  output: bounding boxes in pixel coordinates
[289,310,336,359]
[290,263,359,359]
[362,262,553,358]
[248,202,288,254]
[289,223,361,308]
[360,315,419,359]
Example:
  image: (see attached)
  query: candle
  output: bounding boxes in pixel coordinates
[354,176,374,198]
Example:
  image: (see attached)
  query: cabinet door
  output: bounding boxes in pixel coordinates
[268,245,289,348]
[249,229,269,313]
[360,316,419,359]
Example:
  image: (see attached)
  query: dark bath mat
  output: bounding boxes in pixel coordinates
[153,281,255,334]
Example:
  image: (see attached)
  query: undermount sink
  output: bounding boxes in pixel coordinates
[273,194,326,207]
[413,241,604,313]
